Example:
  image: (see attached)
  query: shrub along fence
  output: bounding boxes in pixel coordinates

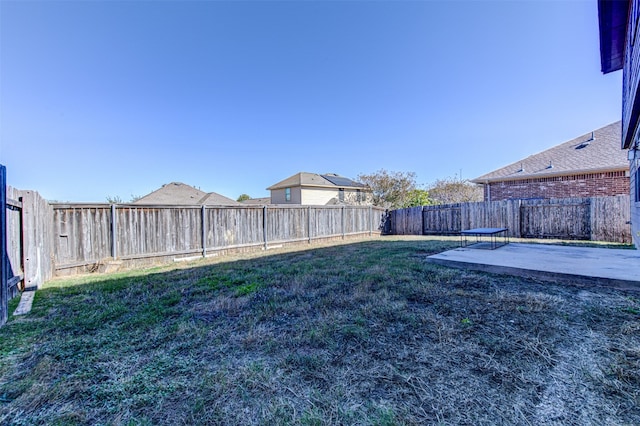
[51,203,385,274]
[390,196,632,243]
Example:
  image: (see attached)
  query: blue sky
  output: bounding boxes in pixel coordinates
[0,0,623,202]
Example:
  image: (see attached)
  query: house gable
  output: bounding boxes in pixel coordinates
[473,122,625,184]
[134,182,240,206]
[267,172,371,205]
[472,122,629,201]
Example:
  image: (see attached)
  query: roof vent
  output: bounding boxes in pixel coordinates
[517,163,524,173]
[575,142,590,150]
[575,131,595,150]
[546,161,553,169]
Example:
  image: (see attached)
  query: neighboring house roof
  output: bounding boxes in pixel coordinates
[240,197,271,205]
[134,182,240,205]
[472,121,626,183]
[267,172,367,190]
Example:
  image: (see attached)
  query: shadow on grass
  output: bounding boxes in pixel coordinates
[1,237,639,425]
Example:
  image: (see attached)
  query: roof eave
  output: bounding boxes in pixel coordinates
[473,166,628,184]
[268,183,369,191]
[598,0,629,74]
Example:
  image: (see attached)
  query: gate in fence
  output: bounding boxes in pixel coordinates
[1,165,27,327]
[1,164,5,326]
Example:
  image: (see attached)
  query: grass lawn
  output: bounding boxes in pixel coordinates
[1,236,639,425]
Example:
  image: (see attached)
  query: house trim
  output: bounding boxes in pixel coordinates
[477,169,628,184]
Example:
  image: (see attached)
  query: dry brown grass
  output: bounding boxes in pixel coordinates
[1,236,639,425]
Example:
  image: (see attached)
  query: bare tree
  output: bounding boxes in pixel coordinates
[106,195,123,204]
[427,176,483,205]
[357,169,417,209]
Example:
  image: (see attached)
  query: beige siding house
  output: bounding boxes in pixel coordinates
[267,172,372,206]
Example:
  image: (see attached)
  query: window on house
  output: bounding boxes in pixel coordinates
[285,188,291,202]
[356,189,362,202]
[339,188,344,202]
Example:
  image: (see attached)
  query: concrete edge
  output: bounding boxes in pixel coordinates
[426,256,640,292]
[13,289,36,316]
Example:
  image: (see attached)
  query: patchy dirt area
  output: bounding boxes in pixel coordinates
[1,237,639,425]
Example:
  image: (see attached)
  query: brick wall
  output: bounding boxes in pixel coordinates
[485,171,629,201]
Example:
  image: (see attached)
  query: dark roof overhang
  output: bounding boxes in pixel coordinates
[598,0,630,74]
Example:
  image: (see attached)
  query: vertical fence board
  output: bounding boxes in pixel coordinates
[310,207,341,238]
[520,198,591,240]
[589,196,631,243]
[1,166,6,326]
[6,187,22,297]
[208,207,264,249]
[423,204,461,234]
[54,206,111,265]
[390,206,423,235]
[266,207,308,243]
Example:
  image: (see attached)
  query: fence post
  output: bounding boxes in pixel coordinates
[263,206,268,250]
[369,206,372,236]
[307,206,312,243]
[518,200,524,239]
[19,192,30,289]
[201,205,207,257]
[1,165,7,327]
[587,197,594,241]
[110,204,117,259]
[484,200,489,228]
[342,206,345,239]
[513,200,522,238]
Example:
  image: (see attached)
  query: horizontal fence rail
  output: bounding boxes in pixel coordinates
[390,196,632,243]
[51,204,386,273]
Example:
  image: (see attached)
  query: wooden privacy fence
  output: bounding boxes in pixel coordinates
[4,187,55,291]
[2,179,54,326]
[390,196,632,243]
[52,204,386,272]
[1,165,6,326]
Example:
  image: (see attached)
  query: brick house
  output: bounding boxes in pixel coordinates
[471,121,629,202]
[598,0,640,248]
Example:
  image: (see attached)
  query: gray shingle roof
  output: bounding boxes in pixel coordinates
[472,121,626,183]
[134,182,240,205]
[267,172,366,190]
[240,197,271,205]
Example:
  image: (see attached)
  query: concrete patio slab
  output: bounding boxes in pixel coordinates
[427,243,640,291]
